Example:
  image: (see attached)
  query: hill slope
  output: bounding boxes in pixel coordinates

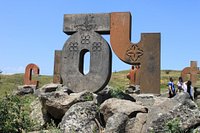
[1,70,199,98]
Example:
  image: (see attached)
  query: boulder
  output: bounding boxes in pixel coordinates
[105,113,128,133]
[30,98,49,128]
[96,86,135,104]
[59,101,99,133]
[125,113,147,133]
[133,94,156,107]
[35,83,65,96]
[100,98,148,122]
[40,91,94,120]
[145,92,200,132]
[16,85,35,95]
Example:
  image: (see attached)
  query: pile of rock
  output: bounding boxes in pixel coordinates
[29,84,200,133]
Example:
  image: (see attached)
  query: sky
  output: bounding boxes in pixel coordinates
[0,0,200,75]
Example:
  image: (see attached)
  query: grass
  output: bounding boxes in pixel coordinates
[0,74,52,99]
[1,70,200,99]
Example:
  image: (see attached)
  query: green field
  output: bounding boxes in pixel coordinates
[1,70,200,99]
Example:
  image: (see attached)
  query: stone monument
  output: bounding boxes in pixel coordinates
[181,61,200,86]
[127,65,141,86]
[53,50,62,83]
[24,63,40,87]
[60,13,112,93]
[110,12,160,94]
[53,12,161,94]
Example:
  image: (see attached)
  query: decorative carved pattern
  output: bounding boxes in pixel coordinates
[81,34,90,44]
[126,45,143,62]
[69,42,78,52]
[74,16,96,31]
[92,42,102,52]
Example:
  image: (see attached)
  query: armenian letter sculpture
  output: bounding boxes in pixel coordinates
[54,12,161,94]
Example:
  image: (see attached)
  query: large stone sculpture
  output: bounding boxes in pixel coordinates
[60,14,112,93]
[181,61,200,86]
[110,12,160,94]
[53,12,161,94]
[24,63,40,87]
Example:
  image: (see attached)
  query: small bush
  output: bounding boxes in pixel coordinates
[110,87,124,99]
[165,118,182,133]
[0,94,34,132]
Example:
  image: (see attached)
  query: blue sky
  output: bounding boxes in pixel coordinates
[0,0,200,75]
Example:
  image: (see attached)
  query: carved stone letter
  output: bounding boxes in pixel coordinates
[110,12,160,94]
[24,63,40,87]
[53,50,62,83]
[181,61,200,86]
[61,14,112,93]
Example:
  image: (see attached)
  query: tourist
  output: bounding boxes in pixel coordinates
[182,80,194,100]
[177,77,183,92]
[168,77,176,98]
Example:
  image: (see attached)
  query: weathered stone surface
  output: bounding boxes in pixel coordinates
[63,13,110,35]
[133,94,156,107]
[96,86,135,105]
[126,113,147,133]
[16,85,35,95]
[53,50,62,84]
[105,113,128,133]
[30,98,48,127]
[61,30,112,93]
[24,63,40,87]
[110,12,160,94]
[145,92,200,132]
[40,91,94,119]
[100,98,147,122]
[181,61,200,87]
[59,101,98,133]
[40,83,63,93]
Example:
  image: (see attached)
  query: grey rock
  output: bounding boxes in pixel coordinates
[125,118,135,133]
[100,98,147,122]
[16,85,35,95]
[134,94,156,107]
[126,113,147,133]
[105,113,128,133]
[145,92,200,132]
[30,98,49,127]
[40,91,94,119]
[59,101,98,133]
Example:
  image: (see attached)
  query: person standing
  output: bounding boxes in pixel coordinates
[168,77,176,98]
[183,80,194,100]
[177,77,183,92]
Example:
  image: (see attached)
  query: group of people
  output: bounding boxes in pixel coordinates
[168,77,194,100]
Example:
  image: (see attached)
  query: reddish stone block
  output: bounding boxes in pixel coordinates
[127,66,140,86]
[24,63,40,87]
[53,50,62,84]
[181,61,199,86]
[110,12,160,94]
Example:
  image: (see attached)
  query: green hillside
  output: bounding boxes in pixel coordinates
[0,74,52,98]
[1,70,200,99]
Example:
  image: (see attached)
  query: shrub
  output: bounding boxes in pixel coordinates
[165,118,182,133]
[110,87,124,99]
[0,94,34,132]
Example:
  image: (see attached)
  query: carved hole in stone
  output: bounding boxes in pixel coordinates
[29,69,33,80]
[79,49,90,75]
[30,68,38,82]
